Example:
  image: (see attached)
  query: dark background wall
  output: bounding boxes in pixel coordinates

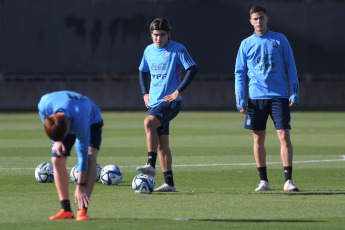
[0,0,344,110]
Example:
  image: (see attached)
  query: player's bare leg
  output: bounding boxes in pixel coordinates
[277,129,299,191]
[253,130,270,191]
[155,134,176,192]
[144,115,160,153]
[253,130,266,167]
[157,135,172,172]
[51,156,69,201]
[137,115,161,176]
[276,129,293,166]
[50,156,74,219]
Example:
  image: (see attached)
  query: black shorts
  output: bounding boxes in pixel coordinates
[51,120,103,157]
[244,99,291,130]
[148,100,181,135]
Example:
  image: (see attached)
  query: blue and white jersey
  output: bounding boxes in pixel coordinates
[139,40,196,108]
[38,91,102,173]
[235,30,299,110]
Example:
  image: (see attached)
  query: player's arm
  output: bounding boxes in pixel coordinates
[164,65,198,102]
[139,71,150,108]
[282,35,299,106]
[75,171,89,209]
[177,65,198,93]
[74,125,90,209]
[234,41,248,113]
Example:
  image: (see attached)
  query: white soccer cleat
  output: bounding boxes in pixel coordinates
[284,180,299,191]
[154,183,176,192]
[136,163,156,177]
[255,180,270,191]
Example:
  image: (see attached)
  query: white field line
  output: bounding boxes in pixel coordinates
[173,155,345,167]
[1,155,345,170]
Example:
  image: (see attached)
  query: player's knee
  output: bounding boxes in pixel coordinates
[51,157,65,168]
[144,116,159,129]
[277,130,291,142]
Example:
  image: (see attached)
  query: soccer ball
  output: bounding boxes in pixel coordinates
[70,163,102,183]
[100,165,122,185]
[35,162,54,183]
[95,163,102,182]
[70,165,79,183]
[132,173,155,194]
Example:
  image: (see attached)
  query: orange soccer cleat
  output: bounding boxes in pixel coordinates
[49,209,74,220]
[76,209,89,221]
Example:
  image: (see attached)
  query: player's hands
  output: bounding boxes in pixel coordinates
[143,94,150,108]
[239,108,247,114]
[75,186,90,209]
[163,90,180,102]
[52,142,66,156]
[289,98,297,107]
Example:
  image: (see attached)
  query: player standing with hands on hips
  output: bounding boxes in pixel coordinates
[137,18,198,192]
[235,6,299,191]
[38,91,103,220]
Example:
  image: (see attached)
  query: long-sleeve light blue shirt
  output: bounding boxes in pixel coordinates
[235,30,299,110]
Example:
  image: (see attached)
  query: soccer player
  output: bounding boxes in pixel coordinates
[137,18,198,192]
[38,91,103,220]
[235,6,299,192]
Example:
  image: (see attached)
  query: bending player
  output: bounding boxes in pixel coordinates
[38,91,103,220]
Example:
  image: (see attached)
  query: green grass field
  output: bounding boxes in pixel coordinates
[0,111,345,230]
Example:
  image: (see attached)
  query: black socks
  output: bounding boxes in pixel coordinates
[257,166,268,181]
[164,171,174,186]
[61,200,72,212]
[257,166,293,182]
[284,166,293,182]
[147,152,174,186]
[147,152,157,168]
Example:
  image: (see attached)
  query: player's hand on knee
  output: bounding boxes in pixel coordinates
[52,142,66,156]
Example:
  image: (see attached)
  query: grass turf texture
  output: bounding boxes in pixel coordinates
[0,111,345,229]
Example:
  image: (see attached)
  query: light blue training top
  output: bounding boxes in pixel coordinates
[235,30,299,110]
[38,91,102,173]
[139,40,196,108]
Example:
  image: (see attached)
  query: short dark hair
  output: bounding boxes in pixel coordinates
[250,5,267,16]
[150,18,171,38]
[44,113,68,141]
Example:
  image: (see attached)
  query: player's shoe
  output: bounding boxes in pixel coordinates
[255,180,270,191]
[284,180,299,192]
[76,209,89,221]
[154,183,176,192]
[136,163,156,177]
[49,209,74,220]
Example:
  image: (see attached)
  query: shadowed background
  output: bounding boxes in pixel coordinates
[0,0,344,110]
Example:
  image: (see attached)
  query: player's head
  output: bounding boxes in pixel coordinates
[44,112,70,141]
[249,5,269,35]
[249,5,267,17]
[150,18,171,48]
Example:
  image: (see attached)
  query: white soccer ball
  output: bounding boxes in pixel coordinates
[132,173,155,194]
[95,163,102,182]
[100,165,123,185]
[70,163,102,183]
[35,162,54,183]
[70,165,79,183]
